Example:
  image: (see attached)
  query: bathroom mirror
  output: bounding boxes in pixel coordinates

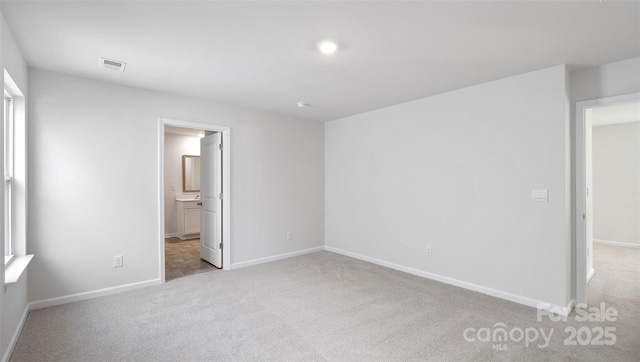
[182,155,201,192]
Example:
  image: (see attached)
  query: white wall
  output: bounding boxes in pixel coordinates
[27,69,324,303]
[0,10,29,361]
[326,65,572,308]
[593,122,640,245]
[571,58,640,104]
[164,133,200,235]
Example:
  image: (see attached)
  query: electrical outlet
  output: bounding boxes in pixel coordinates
[426,246,432,256]
[113,255,123,268]
[405,242,411,250]
[287,231,293,240]
[171,184,177,191]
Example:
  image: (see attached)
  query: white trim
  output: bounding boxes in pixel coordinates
[29,279,161,310]
[594,239,640,248]
[4,254,33,284]
[326,246,572,316]
[164,232,178,238]
[231,246,324,269]
[575,92,640,305]
[566,299,576,315]
[3,69,24,97]
[158,118,232,285]
[158,120,166,283]
[1,304,29,362]
[587,268,595,283]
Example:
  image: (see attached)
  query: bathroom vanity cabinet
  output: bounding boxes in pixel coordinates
[176,198,201,240]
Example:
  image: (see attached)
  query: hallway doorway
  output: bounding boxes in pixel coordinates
[575,93,640,304]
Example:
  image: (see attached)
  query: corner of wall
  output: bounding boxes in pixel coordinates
[326,64,575,310]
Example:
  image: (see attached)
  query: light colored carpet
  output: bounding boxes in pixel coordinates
[10,247,640,361]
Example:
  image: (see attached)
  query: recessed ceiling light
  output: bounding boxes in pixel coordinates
[297,101,311,108]
[317,40,339,55]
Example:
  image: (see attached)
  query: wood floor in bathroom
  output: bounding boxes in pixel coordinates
[165,237,218,281]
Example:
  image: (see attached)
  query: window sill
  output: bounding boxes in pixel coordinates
[5,254,33,285]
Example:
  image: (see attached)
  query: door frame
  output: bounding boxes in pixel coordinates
[158,117,232,283]
[574,92,639,304]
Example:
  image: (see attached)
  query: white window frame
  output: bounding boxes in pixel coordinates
[4,91,13,265]
[3,69,33,285]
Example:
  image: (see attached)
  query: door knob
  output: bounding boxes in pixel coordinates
[197,202,202,206]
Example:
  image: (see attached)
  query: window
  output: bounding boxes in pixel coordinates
[3,69,32,284]
[3,91,13,264]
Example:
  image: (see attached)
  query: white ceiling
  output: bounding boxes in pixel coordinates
[2,1,639,122]
[591,100,640,127]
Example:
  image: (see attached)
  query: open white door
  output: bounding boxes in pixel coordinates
[200,133,222,268]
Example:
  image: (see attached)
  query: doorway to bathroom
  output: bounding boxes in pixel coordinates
[158,118,231,283]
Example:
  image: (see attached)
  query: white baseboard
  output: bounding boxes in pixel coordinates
[164,233,178,238]
[231,246,324,269]
[593,239,640,248]
[29,278,161,310]
[566,299,575,314]
[587,268,595,283]
[325,246,572,317]
[1,304,29,362]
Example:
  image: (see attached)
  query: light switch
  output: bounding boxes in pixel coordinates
[532,189,549,202]
[171,184,177,191]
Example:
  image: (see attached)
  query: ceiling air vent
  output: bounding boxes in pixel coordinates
[99,57,126,72]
